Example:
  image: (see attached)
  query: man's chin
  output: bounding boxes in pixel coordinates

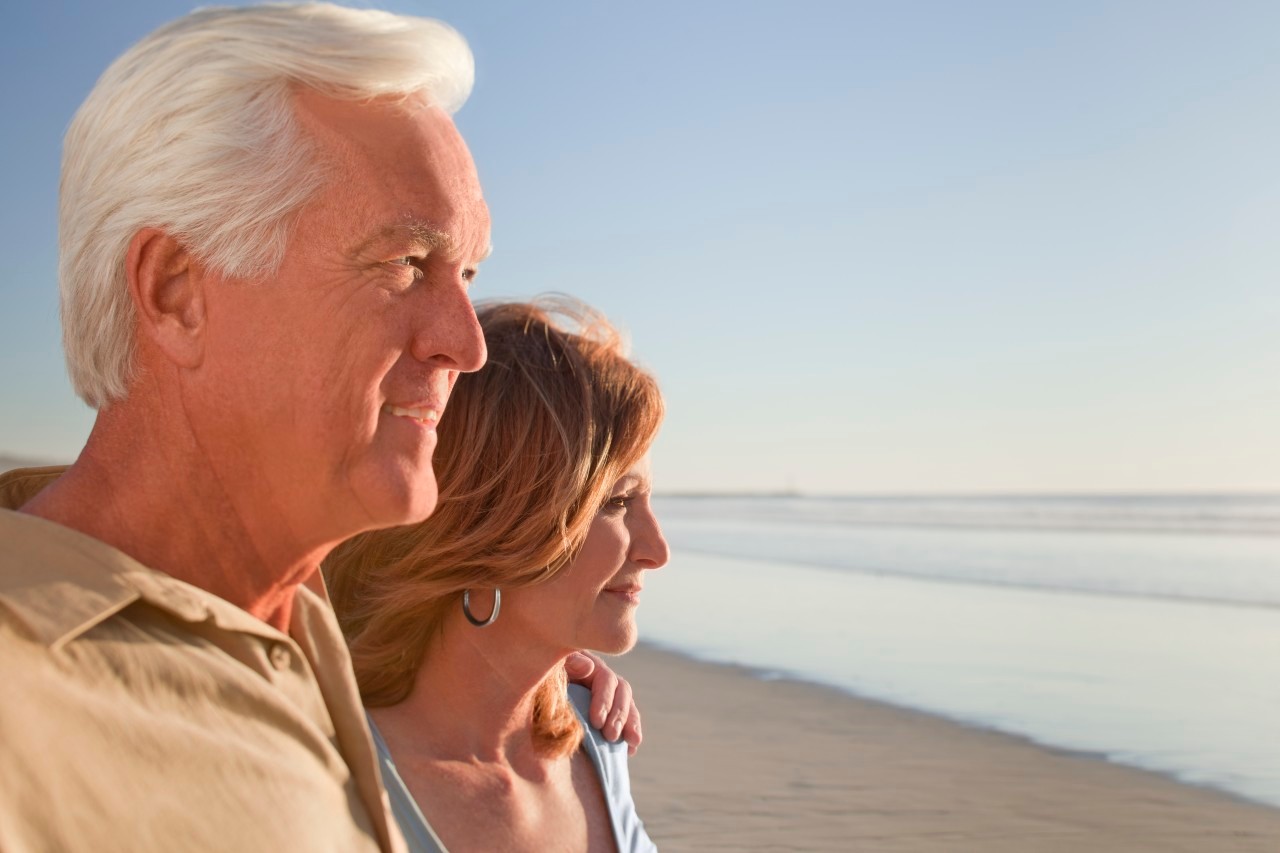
[352,466,439,533]
[388,482,439,528]
[402,488,440,526]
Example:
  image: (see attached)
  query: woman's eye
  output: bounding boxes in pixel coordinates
[603,495,630,513]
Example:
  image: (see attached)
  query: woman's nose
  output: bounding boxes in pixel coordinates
[633,508,670,570]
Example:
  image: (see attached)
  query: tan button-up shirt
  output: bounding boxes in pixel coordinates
[0,466,406,853]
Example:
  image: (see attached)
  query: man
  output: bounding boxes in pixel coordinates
[0,5,636,851]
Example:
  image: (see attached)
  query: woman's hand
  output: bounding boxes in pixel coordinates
[565,651,642,756]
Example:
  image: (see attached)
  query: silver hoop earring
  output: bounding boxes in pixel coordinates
[462,589,501,627]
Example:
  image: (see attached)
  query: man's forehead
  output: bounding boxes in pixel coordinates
[293,89,477,187]
[293,88,440,135]
[291,89,490,262]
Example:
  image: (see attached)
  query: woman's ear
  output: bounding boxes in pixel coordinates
[124,227,206,368]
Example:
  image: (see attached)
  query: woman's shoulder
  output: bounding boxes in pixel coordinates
[566,683,597,729]
[567,683,627,758]
[565,682,657,852]
[567,681,593,716]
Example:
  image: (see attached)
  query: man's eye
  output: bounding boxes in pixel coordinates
[462,268,477,284]
[389,257,423,278]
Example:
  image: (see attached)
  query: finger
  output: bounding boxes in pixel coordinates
[587,658,619,729]
[564,651,596,681]
[604,677,634,744]
[622,695,643,755]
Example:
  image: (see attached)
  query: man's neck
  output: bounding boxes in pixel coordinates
[20,403,326,632]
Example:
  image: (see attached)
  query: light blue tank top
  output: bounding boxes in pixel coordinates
[368,684,657,852]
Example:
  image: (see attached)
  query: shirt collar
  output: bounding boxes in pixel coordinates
[0,508,152,649]
[0,465,293,649]
[0,464,64,510]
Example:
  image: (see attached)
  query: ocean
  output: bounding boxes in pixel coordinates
[639,494,1280,809]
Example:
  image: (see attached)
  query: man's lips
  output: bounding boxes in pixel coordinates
[382,403,442,427]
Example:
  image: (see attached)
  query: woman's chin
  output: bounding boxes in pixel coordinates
[575,611,643,656]
[589,628,639,657]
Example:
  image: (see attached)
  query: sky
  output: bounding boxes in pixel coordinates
[1,1,1277,494]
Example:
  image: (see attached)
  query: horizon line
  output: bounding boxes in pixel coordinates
[2,456,1274,500]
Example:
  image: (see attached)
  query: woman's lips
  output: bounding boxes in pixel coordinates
[604,585,643,604]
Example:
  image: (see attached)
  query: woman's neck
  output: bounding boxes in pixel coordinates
[365,614,618,853]
[369,617,569,771]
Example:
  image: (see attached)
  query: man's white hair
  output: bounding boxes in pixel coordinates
[60,3,474,407]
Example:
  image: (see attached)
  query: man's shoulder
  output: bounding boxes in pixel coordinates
[0,465,67,511]
[0,508,141,649]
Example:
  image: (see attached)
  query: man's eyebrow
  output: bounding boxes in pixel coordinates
[353,223,488,262]
[403,224,454,252]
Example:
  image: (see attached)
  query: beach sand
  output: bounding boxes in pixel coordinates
[618,643,1280,852]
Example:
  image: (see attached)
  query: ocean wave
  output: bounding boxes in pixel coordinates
[653,496,1280,609]
[654,494,1280,537]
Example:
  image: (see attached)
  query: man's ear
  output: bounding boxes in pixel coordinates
[124,228,206,368]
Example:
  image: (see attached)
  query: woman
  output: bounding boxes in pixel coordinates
[326,299,668,852]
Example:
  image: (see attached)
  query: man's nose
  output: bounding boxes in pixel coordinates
[409,276,486,372]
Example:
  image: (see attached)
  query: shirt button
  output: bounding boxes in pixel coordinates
[269,643,291,671]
